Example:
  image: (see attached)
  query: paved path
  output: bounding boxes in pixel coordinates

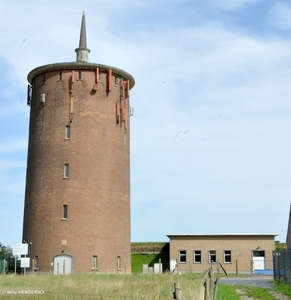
[219,275,274,289]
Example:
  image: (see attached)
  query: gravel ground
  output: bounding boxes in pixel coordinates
[219,275,274,289]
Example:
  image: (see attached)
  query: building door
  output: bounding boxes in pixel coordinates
[252,250,265,272]
[53,254,73,275]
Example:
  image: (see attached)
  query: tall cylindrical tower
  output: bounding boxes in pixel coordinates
[22,14,134,274]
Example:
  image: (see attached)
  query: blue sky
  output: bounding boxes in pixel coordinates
[1,0,291,247]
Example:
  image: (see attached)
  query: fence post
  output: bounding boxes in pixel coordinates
[236,259,238,276]
[204,279,209,300]
[213,278,219,300]
[210,263,214,292]
[63,259,66,275]
[283,251,287,282]
[174,283,183,300]
[32,259,35,274]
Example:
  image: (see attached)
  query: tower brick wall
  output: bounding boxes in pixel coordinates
[22,15,134,274]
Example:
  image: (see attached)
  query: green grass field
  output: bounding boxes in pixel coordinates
[2,252,291,299]
[0,273,205,300]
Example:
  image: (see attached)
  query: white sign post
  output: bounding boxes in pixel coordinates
[13,244,28,274]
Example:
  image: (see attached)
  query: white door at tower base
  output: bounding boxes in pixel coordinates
[54,254,72,275]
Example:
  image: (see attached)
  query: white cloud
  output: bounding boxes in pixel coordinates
[268,2,291,30]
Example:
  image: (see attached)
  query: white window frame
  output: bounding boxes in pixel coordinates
[117,256,121,271]
[92,255,98,270]
[65,126,70,139]
[194,250,202,263]
[209,250,216,263]
[34,255,39,270]
[224,250,232,263]
[64,164,69,178]
[62,205,68,219]
[179,250,187,263]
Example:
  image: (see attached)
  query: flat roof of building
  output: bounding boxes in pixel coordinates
[167,233,278,237]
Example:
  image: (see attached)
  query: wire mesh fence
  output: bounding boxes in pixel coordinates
[273,249,291,284]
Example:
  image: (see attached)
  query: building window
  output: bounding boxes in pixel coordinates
[194,250,202,263]
[43,74,46,84]
[209,250,216,263]
[98,72,102,82]
[92,255,98,270]
[62,205,68,219]
[179,250,187,263]
[114,77,120,86]
[34,255,38,270]
[64,164,69,178]
[58,72,62,81]
[117,256,121,270]
[224,250,232,263]
[65,126,70,139]
[78,71,82,80]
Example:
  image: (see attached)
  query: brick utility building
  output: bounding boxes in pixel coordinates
[167,234,277,274]
[22,14,134,274]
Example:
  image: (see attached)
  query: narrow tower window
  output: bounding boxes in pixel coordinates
[43,75,46,84]
[78,71,82,80]
[64,164,69,178]
[98,72,102,82]
[34,255,39,270]
[63,205,68,219]
[58,71,62,81]
[117,256,121,271]
[115,77,120,86]
[92,255,98,270]
[65,126,70,139]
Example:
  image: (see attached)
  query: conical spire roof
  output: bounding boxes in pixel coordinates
[75,13,91,62]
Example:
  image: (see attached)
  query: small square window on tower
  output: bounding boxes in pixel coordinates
[62,205,68,219]
[64,164,69,178]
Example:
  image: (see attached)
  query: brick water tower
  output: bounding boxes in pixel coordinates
[22,14,134,274]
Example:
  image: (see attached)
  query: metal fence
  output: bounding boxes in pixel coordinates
[273,249,291,284]
[0,259,4,274]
